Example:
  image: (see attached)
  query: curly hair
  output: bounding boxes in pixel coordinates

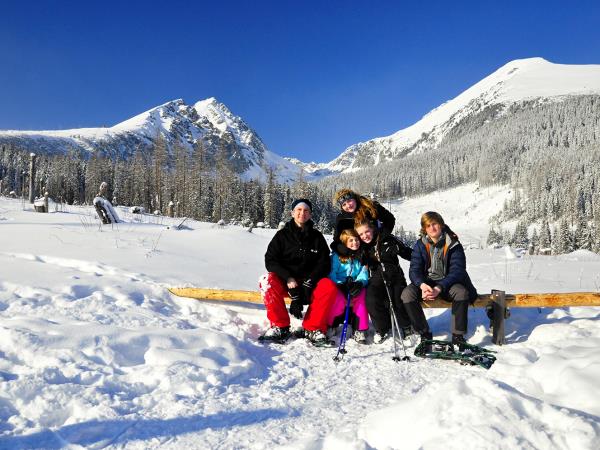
[333,188,378,225]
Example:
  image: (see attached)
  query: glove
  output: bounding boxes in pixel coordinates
[288,287,305,319]
[337,282,349,295]
[349,281,363,298]
[302,278,314,304]
[289,300,304,319]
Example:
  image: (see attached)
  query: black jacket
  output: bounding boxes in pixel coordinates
[362,229,412,284]
[331,201,396,250]
[265,219,331,283]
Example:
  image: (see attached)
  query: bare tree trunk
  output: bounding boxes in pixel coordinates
[29,153,36,203]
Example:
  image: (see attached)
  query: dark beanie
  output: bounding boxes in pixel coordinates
[291,198,313,211]
[337,192,357,208]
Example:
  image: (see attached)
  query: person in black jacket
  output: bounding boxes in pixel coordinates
[331,189,395,251]
[402,211,478,347]
[259,198,338,345]
[355,220,416,344]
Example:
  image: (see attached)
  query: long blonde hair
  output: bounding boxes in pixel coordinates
[339,229,360,263]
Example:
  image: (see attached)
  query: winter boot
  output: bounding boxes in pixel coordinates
[353,330,367,344]
[373,330,389,345]
[419,331,433,353]
[305,329,332,347]
[452,333,467,350]
[400,326,415,340]
[259,326,291,342]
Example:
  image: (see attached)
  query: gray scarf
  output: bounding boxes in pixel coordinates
[424,233,446,281]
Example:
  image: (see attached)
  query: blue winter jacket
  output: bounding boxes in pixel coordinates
[409,226,478,301]
[329,253,369,286]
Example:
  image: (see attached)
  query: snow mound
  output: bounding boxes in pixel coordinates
[359,377,600,450]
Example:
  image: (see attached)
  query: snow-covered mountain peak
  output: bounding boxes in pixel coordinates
[0,97,307,182]
[193,97,239,134]
[110,98,186,135]
[314,58,600,175]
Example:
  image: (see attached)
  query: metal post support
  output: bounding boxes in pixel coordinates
[491,289,508,345]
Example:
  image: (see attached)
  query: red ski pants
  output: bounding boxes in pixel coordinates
[258,272,337,333]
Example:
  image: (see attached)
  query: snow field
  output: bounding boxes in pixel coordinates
[0,194,599,449]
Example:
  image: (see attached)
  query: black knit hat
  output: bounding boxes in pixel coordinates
[291,198,312,211]
[337,192,357,208]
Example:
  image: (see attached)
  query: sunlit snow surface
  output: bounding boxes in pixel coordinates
[0,190,599,449]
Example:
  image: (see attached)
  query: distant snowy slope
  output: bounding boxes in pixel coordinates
[312,58,600,174]
[389,182,513,246]
[0,98,305,183]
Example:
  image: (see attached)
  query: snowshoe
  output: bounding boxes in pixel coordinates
[414,339,496,369]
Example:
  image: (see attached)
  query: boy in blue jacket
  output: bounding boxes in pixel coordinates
[401,211,478,346]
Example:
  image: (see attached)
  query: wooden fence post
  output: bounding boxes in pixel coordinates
[490,290,508,345]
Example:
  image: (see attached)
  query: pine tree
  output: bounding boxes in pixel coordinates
[172,142,188,217]
[280,186,293,223]
[211,141,238,222]
[263,168,278,228]
[152,134,168,214]
[538,219,552,253]
[486,227,502,247]
[512,220,529,249]
[131,148,152,210]
[190,139,210,220]
[529,227,539,254]
[554,218,573,254]
[575,217,593,251]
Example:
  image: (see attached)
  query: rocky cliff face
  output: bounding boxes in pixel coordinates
[0,97,304,183]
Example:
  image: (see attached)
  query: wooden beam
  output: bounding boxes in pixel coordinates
[168,288,600,308]
[169,288,274,304]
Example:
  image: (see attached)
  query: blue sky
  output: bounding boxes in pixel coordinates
[1,0,599,162]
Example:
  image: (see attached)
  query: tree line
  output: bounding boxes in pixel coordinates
[3,94,600,254]
[0,137,337,232]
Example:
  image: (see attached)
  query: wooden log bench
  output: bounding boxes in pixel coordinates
[168,288,600,345]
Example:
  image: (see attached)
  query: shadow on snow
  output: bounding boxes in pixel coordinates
[0,407,295,450]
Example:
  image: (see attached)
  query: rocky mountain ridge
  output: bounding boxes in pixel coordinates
[0,97,303,182]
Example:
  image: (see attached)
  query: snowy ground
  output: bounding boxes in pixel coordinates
[1,190,599,449]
